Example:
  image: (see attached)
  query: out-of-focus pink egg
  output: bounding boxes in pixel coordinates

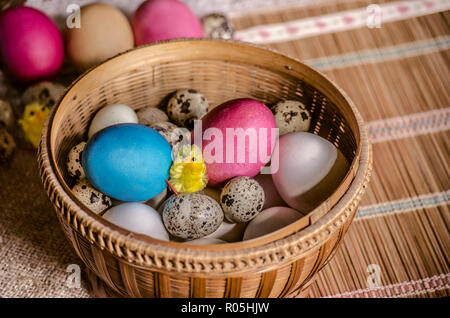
[271,132,349,214]
[254,173,286,210]
[0,6,64,82]
[132,0,203,45]
[195,98,277,186]
[243,206,304,240]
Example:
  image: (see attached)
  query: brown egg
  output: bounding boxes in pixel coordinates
[66,3,134,71]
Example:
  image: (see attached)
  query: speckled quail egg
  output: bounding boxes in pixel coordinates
[201,13,234,39]
[22,81,65,109]
[220,176,265,223]
[162,193,223,240]
[67,141,86,180]
[271,100,311,135]
[150,121,190,150]
[0,100,14,129]
[0,127,15,162]
[72,179,112,214]
[136,107,169,127]
[167,89,208,129]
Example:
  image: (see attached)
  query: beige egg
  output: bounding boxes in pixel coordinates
[66,3,134,71]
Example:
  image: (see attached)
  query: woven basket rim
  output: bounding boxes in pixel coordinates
[39,39,372,274]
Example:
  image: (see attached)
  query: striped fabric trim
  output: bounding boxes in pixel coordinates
[234,0,450,44]
[326,273,450,298]
[355,191,450,220]
[366,108,450,143]
[306,36,450,71]
[26,0,322,20]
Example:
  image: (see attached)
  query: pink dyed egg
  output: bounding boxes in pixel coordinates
[0,6,64,82]
[195,98,277,186]
[132,0,203,45]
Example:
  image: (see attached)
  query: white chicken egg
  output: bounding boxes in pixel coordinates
[88,104,138,138]
[103,202,169,241]
[271,132,349,214]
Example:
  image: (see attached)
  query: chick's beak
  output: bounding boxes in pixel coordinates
[35,111,43,120]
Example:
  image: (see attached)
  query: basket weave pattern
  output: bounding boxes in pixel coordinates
[38,40,372,298]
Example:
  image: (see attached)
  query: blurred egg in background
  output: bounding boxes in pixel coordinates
[65,3,134,71]
[0,6,64,82]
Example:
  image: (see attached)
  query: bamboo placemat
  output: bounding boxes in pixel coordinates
[0,0,448,298]
[231,0,449,298]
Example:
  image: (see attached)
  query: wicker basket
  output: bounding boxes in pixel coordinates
[38,39,372,298]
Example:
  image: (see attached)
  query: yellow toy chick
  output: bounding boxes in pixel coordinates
[18,102,50,148]
[169,144,208,194]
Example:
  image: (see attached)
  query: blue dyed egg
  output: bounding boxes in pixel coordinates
[82,123,172,202]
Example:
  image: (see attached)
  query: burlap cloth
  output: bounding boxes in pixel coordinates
[1,0,449,298]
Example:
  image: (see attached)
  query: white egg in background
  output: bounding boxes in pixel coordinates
[271,132,349,214]
[243,206,304,240]
[103,202,169,241]
[88,104,138,138]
